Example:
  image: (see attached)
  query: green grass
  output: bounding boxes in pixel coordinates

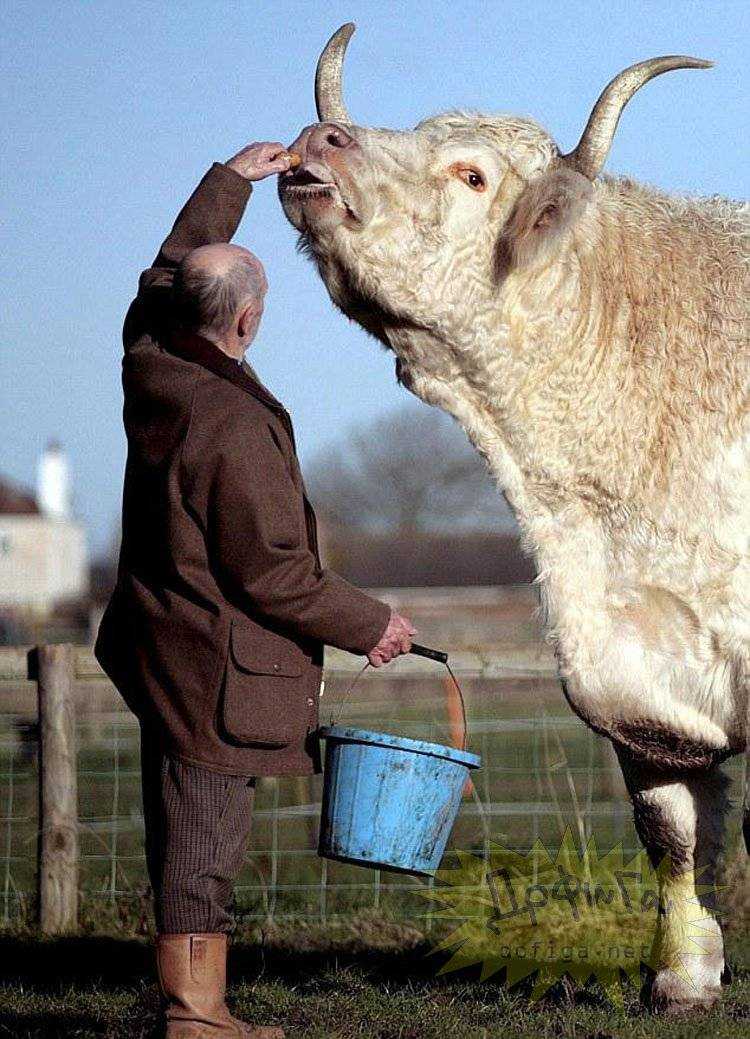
[1,918,750,1038]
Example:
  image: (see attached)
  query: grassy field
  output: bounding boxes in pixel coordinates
[2,916,750,1038]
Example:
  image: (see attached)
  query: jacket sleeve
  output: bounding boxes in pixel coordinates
[183,415,392,655]
[123,163,253,351]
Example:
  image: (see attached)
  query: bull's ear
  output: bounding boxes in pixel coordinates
[495,167,592,275]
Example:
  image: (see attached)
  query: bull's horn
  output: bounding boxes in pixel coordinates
[315,22,355,123]
[563,56,713,180]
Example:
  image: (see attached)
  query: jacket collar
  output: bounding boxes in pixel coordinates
[165,330,286,414]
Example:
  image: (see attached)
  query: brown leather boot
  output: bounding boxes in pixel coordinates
[156,933,284,1038]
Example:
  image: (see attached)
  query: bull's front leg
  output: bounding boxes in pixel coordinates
[616,749,729,1013]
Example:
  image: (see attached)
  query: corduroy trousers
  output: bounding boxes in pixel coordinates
[140,727,256,934]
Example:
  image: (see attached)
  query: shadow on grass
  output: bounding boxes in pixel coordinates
[0,931,466,1037]
[0,1010,157,1039]
[0,931,449,994]
[0,935,154,991]
[0,1011,106,1036]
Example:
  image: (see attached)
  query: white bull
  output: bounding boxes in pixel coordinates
[279,23,750,1012]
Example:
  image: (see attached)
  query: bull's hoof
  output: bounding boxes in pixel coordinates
[646,970,721,1015]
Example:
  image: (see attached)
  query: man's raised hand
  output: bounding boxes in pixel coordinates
[367,611,417,668]
[226,142,293,181]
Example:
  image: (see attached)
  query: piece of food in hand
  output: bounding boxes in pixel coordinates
[287,151,302,168]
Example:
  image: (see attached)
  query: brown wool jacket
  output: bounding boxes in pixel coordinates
[95,162,391,776]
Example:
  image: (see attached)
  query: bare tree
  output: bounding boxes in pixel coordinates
[306,404,517,534]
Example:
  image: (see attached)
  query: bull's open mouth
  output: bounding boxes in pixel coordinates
[281,164,337,195]
[283,168,337,193]
[280,163,359,222]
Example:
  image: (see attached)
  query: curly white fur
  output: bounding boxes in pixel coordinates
[282,97,750,1006]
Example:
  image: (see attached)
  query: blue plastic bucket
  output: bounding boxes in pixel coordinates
[318,725,481,876]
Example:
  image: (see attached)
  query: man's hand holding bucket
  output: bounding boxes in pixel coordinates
[368,612,416,667]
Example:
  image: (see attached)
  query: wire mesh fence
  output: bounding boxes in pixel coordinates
[0,650,745,929]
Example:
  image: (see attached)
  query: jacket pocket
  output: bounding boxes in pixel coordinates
[220,620,307,747]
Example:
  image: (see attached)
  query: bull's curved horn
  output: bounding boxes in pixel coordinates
[563,56,713,180]
[315,22,355,123]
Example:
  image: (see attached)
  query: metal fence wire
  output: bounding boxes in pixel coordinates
[0,652,745,927]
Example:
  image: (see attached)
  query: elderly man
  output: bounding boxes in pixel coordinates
[96,141,415,1039]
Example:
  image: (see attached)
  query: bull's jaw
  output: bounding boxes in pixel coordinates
[279,175,355,233]
[281,189,347,234]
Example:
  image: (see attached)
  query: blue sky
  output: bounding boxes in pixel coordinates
[1,0,747,553]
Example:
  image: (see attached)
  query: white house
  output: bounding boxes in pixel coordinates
[0,442,88,613]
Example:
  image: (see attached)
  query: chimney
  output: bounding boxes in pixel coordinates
[37,440,71,520]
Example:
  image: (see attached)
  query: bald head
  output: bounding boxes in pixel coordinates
[173,244,268,352]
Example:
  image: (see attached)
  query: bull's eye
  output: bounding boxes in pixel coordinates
[449,164,486,192]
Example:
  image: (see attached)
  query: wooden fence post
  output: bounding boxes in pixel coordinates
[35,644,78,933]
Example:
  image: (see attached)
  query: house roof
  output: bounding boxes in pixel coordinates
[0,477,38,515]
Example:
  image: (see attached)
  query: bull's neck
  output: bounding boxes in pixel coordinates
[398,261,651,517]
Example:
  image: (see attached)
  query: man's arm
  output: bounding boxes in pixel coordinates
[123,142,292,350]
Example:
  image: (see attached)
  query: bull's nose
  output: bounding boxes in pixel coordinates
[307,122,357,155]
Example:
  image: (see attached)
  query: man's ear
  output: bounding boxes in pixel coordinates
[237,301,259,339]
[495,167,592,276]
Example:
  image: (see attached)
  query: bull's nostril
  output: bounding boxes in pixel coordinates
[309,123,354,153]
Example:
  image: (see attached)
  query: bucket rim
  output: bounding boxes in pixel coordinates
[318,725,481,768]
